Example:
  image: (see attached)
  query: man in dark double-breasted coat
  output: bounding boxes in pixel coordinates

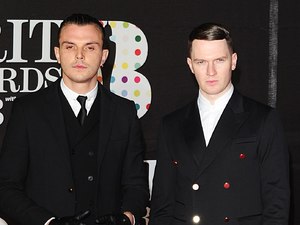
[149,23,290,225]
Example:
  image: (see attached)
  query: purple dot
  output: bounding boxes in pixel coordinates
[122,76,128,83]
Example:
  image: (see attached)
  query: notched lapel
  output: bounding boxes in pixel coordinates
[43,81,72,174]
[96,86,116,169]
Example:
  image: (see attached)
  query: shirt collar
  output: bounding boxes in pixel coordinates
[198,83,234,112]
[60,79,98,102]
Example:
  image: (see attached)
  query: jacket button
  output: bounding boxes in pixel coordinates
[223,182,230,189]
[68,188,73,192]
[239,153,246,159]
[88,176,94,181]
[192,184,199,190]
[224,217,230,222]
[88,151,94,156]
[192,215,200,223]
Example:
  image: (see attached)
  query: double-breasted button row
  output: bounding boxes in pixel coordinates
[192,215,230,223]
[192,184,199,190]
[192,182,231,190]
[192,215,200,223]
[239,153,246,159]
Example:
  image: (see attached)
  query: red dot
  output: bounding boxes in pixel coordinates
[135,49,141,56]
[239,153,246,159]
[146,103,150,110]
[224,182,230,189]
[134,76,141,83]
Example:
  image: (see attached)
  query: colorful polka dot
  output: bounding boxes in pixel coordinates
[135,35,141,42]
[110,76,115,83]
[135,103,140,110]
[121,90,128,97]
[146,104,150,110]
[123,22,129,28]
[134,76,141,83]
[135,49,141,56]
[109,21,117,28]
[122,76,128,83]
[134,90,140,97]
[122,63,128,69]
[134,63,141,69]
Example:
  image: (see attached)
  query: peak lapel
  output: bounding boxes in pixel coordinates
[182,101,206,168]
[196,91,249,177]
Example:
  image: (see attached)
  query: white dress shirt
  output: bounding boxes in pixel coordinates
[60,79,98,116]
[197,84,234,146]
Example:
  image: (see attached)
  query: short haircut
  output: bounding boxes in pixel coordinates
[57,13,105,45]
[188,23,234,56]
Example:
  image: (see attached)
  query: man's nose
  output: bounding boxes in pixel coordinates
[76,48,84,59]
[207,62,216,76]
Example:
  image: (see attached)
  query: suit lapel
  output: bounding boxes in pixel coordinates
[196,91,249,177]
[96,85,115,169]
[182,100,206,168]
[43,80,72,174]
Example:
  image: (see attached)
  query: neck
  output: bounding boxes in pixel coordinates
[62,77,98,95]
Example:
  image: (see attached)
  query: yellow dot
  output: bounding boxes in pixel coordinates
[134,90,140,97]
[122,63,128,69]
[123,22,129,28]
[109,21,117,28]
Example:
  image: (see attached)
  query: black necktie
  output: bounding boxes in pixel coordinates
[77,95,87,126]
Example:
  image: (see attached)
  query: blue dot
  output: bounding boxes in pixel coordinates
[110,76,115,83]
[121,90,128,97]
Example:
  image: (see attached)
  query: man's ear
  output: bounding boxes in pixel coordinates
[100,49,109,67]
[54,47,61,64]
[231,53,237,70]
[187,57,194,73]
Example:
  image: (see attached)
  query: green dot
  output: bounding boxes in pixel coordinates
[123,22,129,28]
[135,35,141,42]
[134,63,141,69]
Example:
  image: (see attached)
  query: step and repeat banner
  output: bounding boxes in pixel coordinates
[0,0,299,224]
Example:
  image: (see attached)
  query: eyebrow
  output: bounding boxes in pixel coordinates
[61,41,101,46]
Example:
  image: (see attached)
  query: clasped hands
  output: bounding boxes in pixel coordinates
[51,210,131,225]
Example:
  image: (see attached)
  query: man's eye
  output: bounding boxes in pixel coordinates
[86,46,95,51]
[196,60,204,64]
[65,45,73,49]
[216,58,225,62]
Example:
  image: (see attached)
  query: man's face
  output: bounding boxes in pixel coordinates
[187,39,237,103]
[54,24,108,90]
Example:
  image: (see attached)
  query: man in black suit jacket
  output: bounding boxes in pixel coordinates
[149,23,290,225]
[0,14,149,225]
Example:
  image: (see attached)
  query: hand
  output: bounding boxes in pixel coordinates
[96,213,131,225]
[50,210,90,225]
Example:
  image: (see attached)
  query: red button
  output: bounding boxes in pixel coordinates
[239,153,246,159]
[224,182,230,189]
[224,217,230,222]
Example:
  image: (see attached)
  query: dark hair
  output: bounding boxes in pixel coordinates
[57,13,105,45]
[187,23,234,56]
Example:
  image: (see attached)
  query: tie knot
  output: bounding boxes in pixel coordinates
[77,95,87,107]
